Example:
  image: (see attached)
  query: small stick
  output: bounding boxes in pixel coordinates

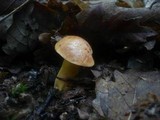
[127,89,137,120]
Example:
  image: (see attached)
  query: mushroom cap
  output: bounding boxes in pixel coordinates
[55,35,94,67]
[39,33,51,44]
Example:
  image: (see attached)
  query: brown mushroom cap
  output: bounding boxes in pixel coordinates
[39,33,51,44]
[55,35,94,67]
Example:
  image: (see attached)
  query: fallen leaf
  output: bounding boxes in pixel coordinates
[76,0,159,55]
[0,15,13,41]
[2,1,65,55]
[0,0,26,15]
[144,40,156,50]
[93,66,160,119]
[120,0,144,8]
[2,2,38,55]
[70,0,89,10]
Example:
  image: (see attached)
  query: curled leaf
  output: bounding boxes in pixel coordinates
[70,0,89,10]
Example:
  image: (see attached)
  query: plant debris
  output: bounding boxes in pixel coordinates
[0,0,160,120]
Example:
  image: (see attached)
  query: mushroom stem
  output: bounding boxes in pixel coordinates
[54,60,80,91]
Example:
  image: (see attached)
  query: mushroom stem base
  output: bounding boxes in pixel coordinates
[54,60,80,91]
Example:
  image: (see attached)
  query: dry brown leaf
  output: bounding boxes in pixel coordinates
[70,0,89,10]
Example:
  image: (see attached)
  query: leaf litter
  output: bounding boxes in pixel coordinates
[0,0,160,120]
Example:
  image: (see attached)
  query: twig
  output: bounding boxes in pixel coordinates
[0,0,31,23]
[127,89,137,120]
[35,88,56,115]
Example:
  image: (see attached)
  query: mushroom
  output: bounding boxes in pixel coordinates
[38,32,51,44]
[54,35,94,91]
